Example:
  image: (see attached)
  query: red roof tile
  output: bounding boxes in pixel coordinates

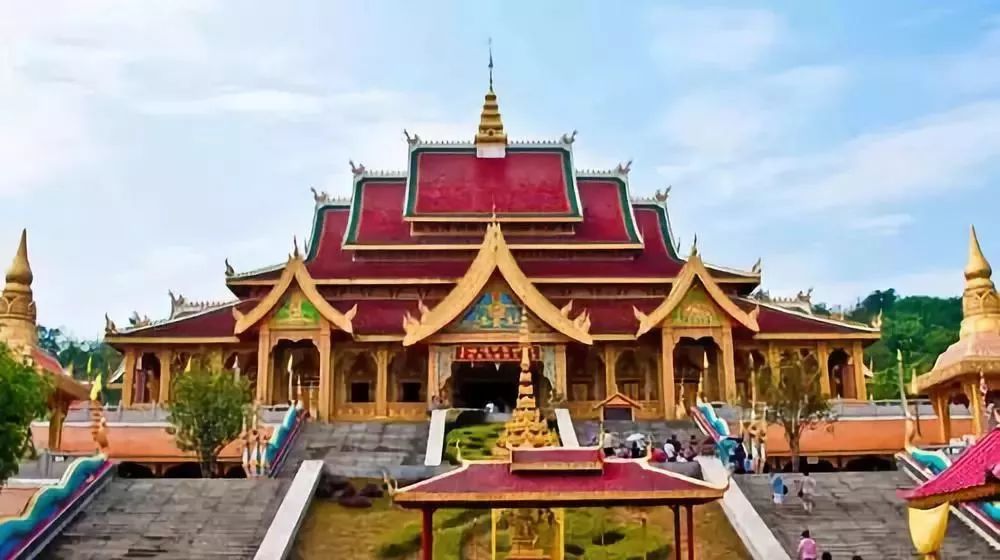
[393,457,725,507]
[901,428,1000,507]
[736,300,877,335]
[110,302,254,339]
[406,148,577,218]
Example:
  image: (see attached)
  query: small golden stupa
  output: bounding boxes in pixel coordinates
[497,311,559,449]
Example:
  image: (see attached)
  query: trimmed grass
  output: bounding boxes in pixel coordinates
[443,423,506,463]
[293,484,749,560]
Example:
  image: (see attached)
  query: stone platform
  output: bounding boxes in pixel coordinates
[40,478,289,560]
[737,471,998,559]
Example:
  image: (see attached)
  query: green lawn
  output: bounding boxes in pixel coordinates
[443,423,507,463]
[292,481,749,560]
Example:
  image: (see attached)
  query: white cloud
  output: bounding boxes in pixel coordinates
[848,213,914,236]
[139,89,328,116]
[649,6,783,71]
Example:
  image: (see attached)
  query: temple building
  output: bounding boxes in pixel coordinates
[104,79,880,422]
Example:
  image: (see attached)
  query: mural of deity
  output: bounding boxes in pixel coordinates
[461,291,522,330]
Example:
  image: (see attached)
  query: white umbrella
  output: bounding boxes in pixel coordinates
[626,433,647,442]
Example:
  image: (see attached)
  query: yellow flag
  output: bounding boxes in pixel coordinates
[908,502,949,554]
[86,355,93,377]
[184,356,193,373]
[90,372,103,401]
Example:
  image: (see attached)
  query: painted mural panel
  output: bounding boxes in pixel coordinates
[459,290,522,330]
[272,290,320,327]
[670,284,721,327]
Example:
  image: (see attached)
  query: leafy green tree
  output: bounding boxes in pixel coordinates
[166,370,251,478]
[754,353,833,471]
[0,343,50,487]
[36,325,122,381]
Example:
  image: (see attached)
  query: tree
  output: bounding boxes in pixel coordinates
[166,369,251,478]
[754,352,833,472]
[36,325,122,382]
[0,343,50,487]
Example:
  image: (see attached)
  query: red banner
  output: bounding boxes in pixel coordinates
[454,345,540,362]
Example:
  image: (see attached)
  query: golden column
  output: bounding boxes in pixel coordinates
[256,324,271,404]
[964,380,985,436]
[816,342,831,397]
[930,391,952,443]
[603,344,617,397]
[720,325,737,401]
[661,328,676,419]
[554,344,567,399]
[375,347,390,417]
[851,341,868,400]
[157,349,173,404]
[318,321,332,421]
[122,348,137,407]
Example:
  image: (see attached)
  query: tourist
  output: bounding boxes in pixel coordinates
[797,530,817,560]
[683,435,699,461]
[821,553,832,560]
[663,438,677,461]
[770,472,786,505]
[798,471,817,514]
[484,401,495,414]
[668,434,682,453]
[616,444,631,458]
[651,447,667,463]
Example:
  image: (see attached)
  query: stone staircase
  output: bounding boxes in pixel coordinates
[279,421,436,480]
[39,477,289,560]
[573,419,705,448]
[736,471,998,559]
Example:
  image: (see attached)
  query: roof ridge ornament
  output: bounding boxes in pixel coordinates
[224,258,235,277]
[654,186,670,205]
[475,39,507,158]
[751,257,762,275]
[403,129,421,146]
[689,234,698,258]
[349,159,366,178]
[310,187,330,206]
[560,130,578,145]
[614,159,633,176]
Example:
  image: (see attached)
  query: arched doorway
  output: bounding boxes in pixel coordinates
[828,349,851,398]
[615,349,659,403]
[566,345,605,403]
[224,351,259,396]
[450,362,521,410]
[272,340,320,404]
[134,352,161,404]
[673,337,723,404]
[389,348,428,404]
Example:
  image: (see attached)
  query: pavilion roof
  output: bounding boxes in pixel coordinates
[31,347,89,402]
[900,427,1000,509]
[391,447,727,508]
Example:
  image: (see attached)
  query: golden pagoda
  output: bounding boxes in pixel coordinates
[498,312,559,449]
[475,44,508,158]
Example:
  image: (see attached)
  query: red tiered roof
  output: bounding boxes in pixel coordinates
[347,178,638,246]
[901,428,1000,508]
[393,449,726,508]
[735,300,879,336]
[405,148,578,218]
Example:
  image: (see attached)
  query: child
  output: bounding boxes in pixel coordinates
[797,530,817,560]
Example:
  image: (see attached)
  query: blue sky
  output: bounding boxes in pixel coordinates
[2,1,999,337]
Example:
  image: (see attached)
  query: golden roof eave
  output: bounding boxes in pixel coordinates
[402,223,593,346]
[634,253,759,336]
[233,256,355,335]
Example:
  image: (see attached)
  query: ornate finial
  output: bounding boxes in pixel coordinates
[403,129,420,145]
[690,234,698,257]
[872,309,883,329]
[104,313,117,335]
[960,225,999,337]
[310,187,330,206]
[560,130,578,144]
[488,37,494,92]
[225,258,235,277]
[751,257,762,274]
[475,39,507,156]
[349,160,366,177]
[4,229,32,292]
[292,236,301,259]
[615,159,633,175]
[654,186,670,203]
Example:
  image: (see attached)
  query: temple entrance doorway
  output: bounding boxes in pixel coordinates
[672,336,724,405]
[451,361,547,411]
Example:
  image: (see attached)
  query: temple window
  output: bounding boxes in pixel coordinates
[614,348,659,403]
[343,352,377,404]
[828,348,852,398]
[400,381,423,403]
[388,347,428,403]
[134,352,161,404]
[350,381,373,403]
[566,345,605,402]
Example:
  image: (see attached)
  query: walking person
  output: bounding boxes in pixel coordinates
[798,471,818,514]
[770,472,787,505]
[797,530,817,560]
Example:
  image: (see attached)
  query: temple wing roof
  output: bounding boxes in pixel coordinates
[401,223,593,346]
[404,145,580,220]
[900,428,1000,508]
[635,252,760,336]
[233,256,355,334]
[32,346,89,401]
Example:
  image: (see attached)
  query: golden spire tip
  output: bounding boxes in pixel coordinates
[5,228,32,289]
[966,225,992,281]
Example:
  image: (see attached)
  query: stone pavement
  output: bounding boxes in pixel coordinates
[40,478,289,560]
[279,421,436,479]
[737,471,998,559]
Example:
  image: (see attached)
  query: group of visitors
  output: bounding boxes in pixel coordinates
[798,531,863,560]
[769,471,817,513]
[659,434,700,462]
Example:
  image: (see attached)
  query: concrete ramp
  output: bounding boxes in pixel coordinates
[554,408,579,448]
[424,409,448,466]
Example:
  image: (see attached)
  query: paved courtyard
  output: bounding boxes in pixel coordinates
[737,471,998,559]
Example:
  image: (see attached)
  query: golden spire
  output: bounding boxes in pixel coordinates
[496,308,558,450]
[960,225,1000,337]
[0,228,38,350]
[5,229,33,295]
[475,39,507,155]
